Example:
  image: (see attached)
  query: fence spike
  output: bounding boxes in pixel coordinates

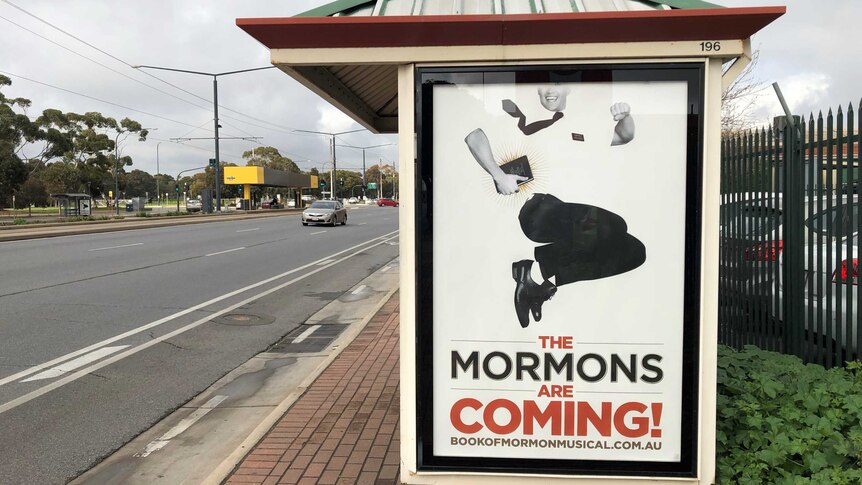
[818,110,824,120]
[838,105,843,115]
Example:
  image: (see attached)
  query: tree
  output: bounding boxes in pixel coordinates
[365,163,397,198]
[0,154,27,208]
[154,173,175,199]
[243,146,299,173]
[0,75,36,207]
[722,51,766,136]
[36,161,81,196]
[124,169,156,198]
[331,169,363,199]
[14,177,49,215]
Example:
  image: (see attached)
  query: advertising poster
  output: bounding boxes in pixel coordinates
[416,65,703,476]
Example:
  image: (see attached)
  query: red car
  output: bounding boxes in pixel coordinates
[377,198,399,207]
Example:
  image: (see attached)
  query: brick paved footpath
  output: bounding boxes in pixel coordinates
[225,292,401,485]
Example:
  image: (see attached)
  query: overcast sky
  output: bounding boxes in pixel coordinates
[1,1,858,183]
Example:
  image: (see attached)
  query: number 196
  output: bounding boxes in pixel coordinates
[700,41,721,52]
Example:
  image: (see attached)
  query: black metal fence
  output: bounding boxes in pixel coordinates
[719,101,861,368]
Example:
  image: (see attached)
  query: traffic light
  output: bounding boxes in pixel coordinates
[175,184,180,193]
[208,158,217,168]
[319,179,327,188]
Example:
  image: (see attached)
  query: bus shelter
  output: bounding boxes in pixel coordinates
[238,1,784,483]
[51,193,93,217]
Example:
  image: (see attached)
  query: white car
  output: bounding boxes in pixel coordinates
[186,199,202,212]
[348,197,359,204]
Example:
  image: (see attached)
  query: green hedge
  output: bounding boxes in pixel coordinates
[717,345,862,484]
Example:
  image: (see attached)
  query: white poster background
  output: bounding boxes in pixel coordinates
[431,80,689,462]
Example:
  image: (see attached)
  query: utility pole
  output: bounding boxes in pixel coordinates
[294,128,367,201]
[133,64,275,212]
[338,143,392,200]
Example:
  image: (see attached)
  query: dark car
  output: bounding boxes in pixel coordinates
[377,198,399,207]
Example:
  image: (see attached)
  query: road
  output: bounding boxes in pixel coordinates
[0,205,400,484]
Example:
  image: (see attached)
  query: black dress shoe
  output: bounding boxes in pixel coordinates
[512,260,557,328]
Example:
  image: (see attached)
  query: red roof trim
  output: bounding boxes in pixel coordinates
[237,7,785,50]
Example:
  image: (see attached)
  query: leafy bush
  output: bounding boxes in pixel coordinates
[717,345,862,484]
[13,218,26,225]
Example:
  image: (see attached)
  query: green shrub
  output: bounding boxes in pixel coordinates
[717,345,862,484]
[13,218,27,225]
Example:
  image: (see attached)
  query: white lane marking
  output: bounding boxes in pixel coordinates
[316,259,335,266]
[236,228,260,233]
[0,234,399,414]
[351,285,366,295]
[358,222,367,225]
[135,395,228,458]
[88,243,143,252]
[0,230,399,389]
[21,346,129,382]
[205,247,245,257]
[381,266,391,272]
[292,325,321,344]
[310,231,327,235]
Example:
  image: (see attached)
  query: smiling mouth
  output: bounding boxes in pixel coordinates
[544,96,558,102]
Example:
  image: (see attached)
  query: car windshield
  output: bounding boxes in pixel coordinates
[310,201,335,209]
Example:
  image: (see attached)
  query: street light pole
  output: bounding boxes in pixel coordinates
[155,142,162,205]
[338,143,392,200]
[213,76,221,211]
[133,64,275,212]
[294,128,366,201]
[114,131,121,215]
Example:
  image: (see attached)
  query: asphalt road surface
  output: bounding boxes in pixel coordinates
[0,205,400,484]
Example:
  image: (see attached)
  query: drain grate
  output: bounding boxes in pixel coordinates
[269,324,348,353]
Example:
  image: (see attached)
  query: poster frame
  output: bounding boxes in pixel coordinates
[414,62,706,478]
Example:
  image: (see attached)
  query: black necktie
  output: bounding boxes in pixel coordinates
[502,99,564,136]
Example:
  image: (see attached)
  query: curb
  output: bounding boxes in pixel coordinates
[0,210,301,242]
[202,281,400,485]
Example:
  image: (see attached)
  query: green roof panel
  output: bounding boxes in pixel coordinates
[295,0,723,17]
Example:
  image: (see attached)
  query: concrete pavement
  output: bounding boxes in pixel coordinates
[225,293,401,485]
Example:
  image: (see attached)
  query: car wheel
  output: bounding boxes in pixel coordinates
[330,217,337,227]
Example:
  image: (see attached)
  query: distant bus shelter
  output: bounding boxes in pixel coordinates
[51,193,92,217]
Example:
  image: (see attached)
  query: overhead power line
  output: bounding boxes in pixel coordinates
[0,13,215,114]
[0,69,207,130]
[0,0,309,137]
